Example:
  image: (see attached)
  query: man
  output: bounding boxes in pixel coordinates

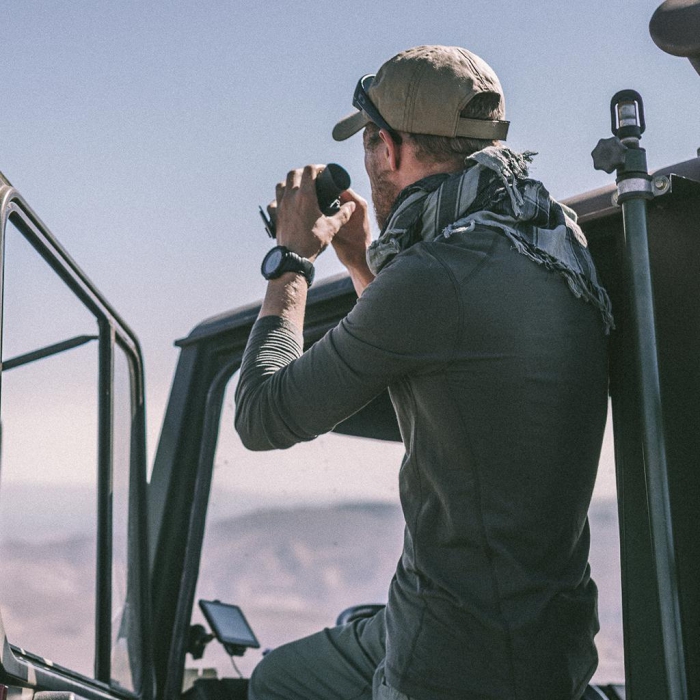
[235,46,612,700]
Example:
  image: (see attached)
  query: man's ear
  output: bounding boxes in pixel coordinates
[378,129,402,171]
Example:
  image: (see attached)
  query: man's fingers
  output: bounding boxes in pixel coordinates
[331,201,357,228]
[286,168,303,191]
[339,187,368,210]
[275,181,285,207]
[267,199,277,222]
[300,164,324,193]
[279,164,327,199]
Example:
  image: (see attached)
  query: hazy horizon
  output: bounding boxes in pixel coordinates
[0,496,624,684]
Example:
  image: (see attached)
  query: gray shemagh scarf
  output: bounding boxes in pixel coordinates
[367,146,614,334]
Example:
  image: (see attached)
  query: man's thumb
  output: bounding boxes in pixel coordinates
[334,201,356,227]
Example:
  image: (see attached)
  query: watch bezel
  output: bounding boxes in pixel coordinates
[262,246,285,277]
[261,245,315,286]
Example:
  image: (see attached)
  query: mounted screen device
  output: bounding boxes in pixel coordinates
[198,600,260,657]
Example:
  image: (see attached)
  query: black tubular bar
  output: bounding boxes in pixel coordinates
[620,195,688,699]
[96,319,115,682]
[2,334,98,371]
[0,174,152,698]
[1,201,140,364]
[161,360,239,700]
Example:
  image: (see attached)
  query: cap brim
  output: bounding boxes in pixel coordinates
[332,110,370,141]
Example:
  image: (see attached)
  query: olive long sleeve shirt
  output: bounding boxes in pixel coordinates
[235,226,608,700]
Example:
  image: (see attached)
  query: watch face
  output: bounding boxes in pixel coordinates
[263,248,284,276]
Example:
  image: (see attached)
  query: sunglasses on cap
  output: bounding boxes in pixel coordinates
[353,74,403,144]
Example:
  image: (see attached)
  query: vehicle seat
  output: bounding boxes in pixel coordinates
[335,604,386,626]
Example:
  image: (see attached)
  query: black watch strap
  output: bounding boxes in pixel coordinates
[261,246,315,287]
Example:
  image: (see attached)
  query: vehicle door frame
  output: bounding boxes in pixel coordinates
[0,173,153,700]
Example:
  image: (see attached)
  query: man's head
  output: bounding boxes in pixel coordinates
[333,45,508,228]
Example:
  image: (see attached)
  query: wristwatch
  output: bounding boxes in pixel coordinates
[261,245,315,287]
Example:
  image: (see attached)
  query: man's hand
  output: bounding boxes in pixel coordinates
[270,164,355,262]
[332,189,376,296]
[259,164,355,328]
[331,188,371,268]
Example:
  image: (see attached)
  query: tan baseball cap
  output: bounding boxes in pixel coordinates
[332,45,509,142]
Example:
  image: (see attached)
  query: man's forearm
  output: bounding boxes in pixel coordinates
[345,260,375,297]
[259,272,309,329]
[333,240,375,297]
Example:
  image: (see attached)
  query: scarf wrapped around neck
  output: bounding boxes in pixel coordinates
[366,146,614,334]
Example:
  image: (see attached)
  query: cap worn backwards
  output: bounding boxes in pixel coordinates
[332,45,509,142]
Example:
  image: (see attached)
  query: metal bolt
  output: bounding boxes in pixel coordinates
[653,176,670,193]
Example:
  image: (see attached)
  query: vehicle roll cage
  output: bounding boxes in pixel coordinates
[0,173,152,700]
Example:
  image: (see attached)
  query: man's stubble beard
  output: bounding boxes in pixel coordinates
[369,169,401,231]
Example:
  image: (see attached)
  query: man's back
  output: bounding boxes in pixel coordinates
[237,223,608,699]
[375,227,607,698]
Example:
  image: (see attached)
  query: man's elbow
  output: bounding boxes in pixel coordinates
[235,403,301,451]
[234,410,275,452]
[234,383,274,451]
[234,386,307,451]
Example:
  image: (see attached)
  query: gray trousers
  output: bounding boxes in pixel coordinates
[248,609,411,700]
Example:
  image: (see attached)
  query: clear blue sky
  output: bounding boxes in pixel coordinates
[1,0,698,456]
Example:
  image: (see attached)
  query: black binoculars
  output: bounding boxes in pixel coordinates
[259,163,351,238]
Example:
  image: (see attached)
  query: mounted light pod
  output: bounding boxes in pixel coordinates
[610,90,646,142]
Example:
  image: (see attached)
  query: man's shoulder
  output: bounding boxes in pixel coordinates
[381,240,452,276]
[345,243,461,344]
[370,242,461,306]
[380,227,501,288]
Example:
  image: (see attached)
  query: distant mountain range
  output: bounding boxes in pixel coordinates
[0,496,624,685]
